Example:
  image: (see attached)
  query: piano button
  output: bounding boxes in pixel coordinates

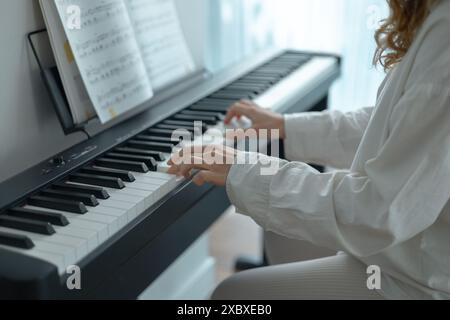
[28,196,88,214]
[128,140,175,154]
[0,230,34,249]
[7,207,69,227]
[96,158,149,173]
[172,114,218,125]
[69,173,126,189]
[52,182,110,200]
[82,167,136,183]
[115,147,166,162]
[105,152,158,171]
[135,135,182,145]
[0,216,55,235]
[40,189,99,207]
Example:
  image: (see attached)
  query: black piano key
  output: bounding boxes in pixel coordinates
[105,153,158,171]
[210,92,256,100]
[189,104,229,113]
[0,231,34,249]
[172,114,218,125]
[128,140,175,154]
[164,120,208,131]
[197,98,234,107]
[180,110,223,121]
[40,189,99,207]
[156,124,203,134]
[115,147,166,161]
[7,207,69,227]
[69,173,125,190]
[147,128,180,138]
[96,158,149,173]
[135,135,181,145]
[52,182,110,199]
[250,72,285,79]
[81,167,136,182]
[28,196,88,214]
[242,76,277,84]
[0,216,55,236]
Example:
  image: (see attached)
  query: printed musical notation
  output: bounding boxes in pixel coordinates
[51,0,195,123]
[55,0,154,123]
[126,0,196,89]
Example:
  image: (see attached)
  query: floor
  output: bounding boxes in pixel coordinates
[208,206,262,284]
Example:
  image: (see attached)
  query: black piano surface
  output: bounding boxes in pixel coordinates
[0,50,340,299]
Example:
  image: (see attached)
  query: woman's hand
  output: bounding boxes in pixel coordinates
[224,100,286,139]
[167,145,237,186]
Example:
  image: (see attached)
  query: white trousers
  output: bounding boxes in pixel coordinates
[212,233,385,300]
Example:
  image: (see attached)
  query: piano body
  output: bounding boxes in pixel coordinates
[0,48,340,299]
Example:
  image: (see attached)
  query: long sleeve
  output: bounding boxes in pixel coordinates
[284,107,373,168]
[227,82,450,258]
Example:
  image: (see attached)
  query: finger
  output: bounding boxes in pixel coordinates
[173,156,214,177]
[192,171,226,187]
[240,99,255,106]
[224,103,251,124]
[169,145,204,165]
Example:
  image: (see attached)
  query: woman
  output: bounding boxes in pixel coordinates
[169,0,450,299]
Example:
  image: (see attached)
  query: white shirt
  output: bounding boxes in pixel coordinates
[226,0,450,299]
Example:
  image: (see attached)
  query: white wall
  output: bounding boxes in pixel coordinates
[0,0,206,183]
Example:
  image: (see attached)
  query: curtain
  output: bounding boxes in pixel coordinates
[207,0,389,112]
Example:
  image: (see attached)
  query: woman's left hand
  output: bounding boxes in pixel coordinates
[167,145,236,187]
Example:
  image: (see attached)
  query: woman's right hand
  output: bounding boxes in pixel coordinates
[224,100,286,139]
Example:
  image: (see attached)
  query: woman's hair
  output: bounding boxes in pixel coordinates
[374,0,438,71]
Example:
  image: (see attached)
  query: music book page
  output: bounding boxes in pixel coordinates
[125,0,196,90]
[41,0,196,125]
[54,0,154,124]
[40,0,96,125]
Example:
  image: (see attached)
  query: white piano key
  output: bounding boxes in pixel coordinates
[103,187,153,210]
[99,198,138,221]
[88,205,128,229]
[0,245,66,274]
[0,227,75,268]
[63,181,138,222]
[255,57,338,113]
[24,205,102,250]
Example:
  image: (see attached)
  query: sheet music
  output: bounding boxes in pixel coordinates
[40,0,96,125]
[125,0,196,90]
[54,0,154,123]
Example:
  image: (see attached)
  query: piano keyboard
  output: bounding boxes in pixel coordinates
[0,51,339,277]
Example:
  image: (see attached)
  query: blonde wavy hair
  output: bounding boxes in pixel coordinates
[374,0,439,71]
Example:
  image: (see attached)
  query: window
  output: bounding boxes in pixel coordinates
[207,0,389,112]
